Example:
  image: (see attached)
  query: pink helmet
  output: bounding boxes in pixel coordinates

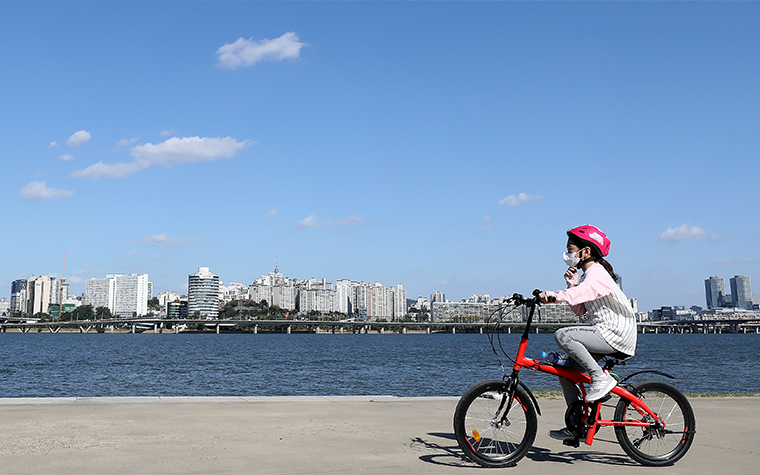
[567,225,611,257]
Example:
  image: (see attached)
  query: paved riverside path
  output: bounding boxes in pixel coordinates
[0,396,756,474]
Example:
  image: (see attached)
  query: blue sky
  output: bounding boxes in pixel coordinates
[2,2,759,312]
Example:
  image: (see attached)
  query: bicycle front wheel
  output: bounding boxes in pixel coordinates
[453,380,537,468]
[614,380,696,466]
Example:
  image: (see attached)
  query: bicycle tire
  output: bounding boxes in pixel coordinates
[614,380,696,466]
[453,380,538,467]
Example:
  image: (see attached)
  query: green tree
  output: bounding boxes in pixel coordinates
[34,312,51,322]
[148,297,160,310]
[95,306,112,320]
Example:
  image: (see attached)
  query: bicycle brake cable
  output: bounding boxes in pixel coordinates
[487,304,520,373]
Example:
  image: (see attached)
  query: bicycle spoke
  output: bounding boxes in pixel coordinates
[615,382,695,465]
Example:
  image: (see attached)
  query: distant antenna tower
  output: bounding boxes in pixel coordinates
[59,250,67,318]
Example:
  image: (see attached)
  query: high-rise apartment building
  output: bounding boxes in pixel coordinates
[332,279,406,319]
[335,279,355,314]
[431,291,446,303]
[84,277,114,309]
[26,276,55,316]
[10,279,27,314]
[704,276,725,309]
[111,274,149,317]
[188,267,220,318]
[248,264,297,310]
[84,274,150,317]
[730,275,752,310]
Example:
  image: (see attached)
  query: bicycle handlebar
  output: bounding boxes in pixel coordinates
[507,289,555,306]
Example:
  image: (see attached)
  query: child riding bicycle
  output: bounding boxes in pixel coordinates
[539,225,637,442]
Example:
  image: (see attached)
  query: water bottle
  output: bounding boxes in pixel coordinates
[541,351,570,367]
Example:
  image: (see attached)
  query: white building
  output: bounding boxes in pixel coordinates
[26,275,55,316]
[431,301,502,322]
[157,291,181,309]
[298,286,339,313]
[431,291,446,303]
[248,264,298,310]
[84,277,113,310]
[188,267,220,318]
[220,281,250,304]
[84,274,150,317]
[111,274,149,317]
[412,296,431,311]
[332,279,406,320]
[0,298,9,316]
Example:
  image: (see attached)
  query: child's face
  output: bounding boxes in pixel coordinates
[566,240,588,260]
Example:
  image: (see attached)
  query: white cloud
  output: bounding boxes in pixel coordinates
[116,137,139,147]
[70,136,252,179]
[67,130,92,148]
[478,216,492,231]
[216,32,306,69]
[324,215,363,227]
[140,234,199,247]
[659,224,706,243]
[123,250,139,258]
[499,193,544,207]
[48,141,58,148]
[296,215,317,229]
[266,208,278,217]
[58,154,74,161]
[19,181,74,201]
[160,129,174,136]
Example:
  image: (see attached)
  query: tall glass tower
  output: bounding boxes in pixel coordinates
[730,275,752,310]
[704,276,725,309]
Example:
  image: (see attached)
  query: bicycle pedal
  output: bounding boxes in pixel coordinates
[598,393,612,403]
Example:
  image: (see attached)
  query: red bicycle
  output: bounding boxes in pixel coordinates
[453,290,696,467]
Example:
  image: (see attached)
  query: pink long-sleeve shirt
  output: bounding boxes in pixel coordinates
[545,262,637,356]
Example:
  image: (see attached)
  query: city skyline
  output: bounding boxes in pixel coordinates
[6,259,757,316]
[3,3,759,312]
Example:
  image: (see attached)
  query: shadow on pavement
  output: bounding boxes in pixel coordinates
[410,432,478,468]
[412,432,636,468]
[526,446,635,466]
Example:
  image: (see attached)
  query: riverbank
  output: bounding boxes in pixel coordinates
[0,396,756,474]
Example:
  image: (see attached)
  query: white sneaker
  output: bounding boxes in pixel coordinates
[585,372,616,402]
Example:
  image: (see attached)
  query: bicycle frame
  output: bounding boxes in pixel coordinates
[504,292,667,447]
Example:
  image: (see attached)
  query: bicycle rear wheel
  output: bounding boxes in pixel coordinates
[614,380,696,466]
[453,380,537,467]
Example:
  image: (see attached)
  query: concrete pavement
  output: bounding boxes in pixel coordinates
[0,396,756,474]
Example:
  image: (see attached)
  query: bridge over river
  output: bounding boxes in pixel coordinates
[2,316,759,334]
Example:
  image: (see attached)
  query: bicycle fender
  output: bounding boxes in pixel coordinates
[619,370,676,385]
[517,380,542,416]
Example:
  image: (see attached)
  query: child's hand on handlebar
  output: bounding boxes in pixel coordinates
[539,292,556,304]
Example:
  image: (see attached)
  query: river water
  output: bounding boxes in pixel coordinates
[0,332,757,397]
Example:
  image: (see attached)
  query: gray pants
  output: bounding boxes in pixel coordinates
[554,326,616,406]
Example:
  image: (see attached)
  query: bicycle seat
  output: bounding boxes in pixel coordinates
[592,351,632,362]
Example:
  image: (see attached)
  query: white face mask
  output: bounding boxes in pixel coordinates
[563,250,581,268]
